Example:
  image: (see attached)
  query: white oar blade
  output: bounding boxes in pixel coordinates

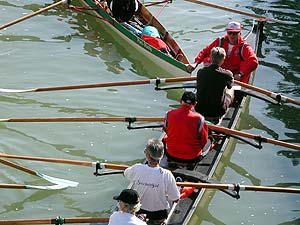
[0,88,35,93]
[26,183,74,190]
[37,172,79,188]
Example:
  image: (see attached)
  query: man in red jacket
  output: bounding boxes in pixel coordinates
[189,21,258,83]
[163,91,208,164]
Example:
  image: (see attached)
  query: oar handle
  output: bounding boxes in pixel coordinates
[101,163,129,170]
[0,0,67,30]
[0,153,94,167]
[0,158,36,176]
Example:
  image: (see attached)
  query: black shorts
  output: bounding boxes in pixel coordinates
[138,208,168,220]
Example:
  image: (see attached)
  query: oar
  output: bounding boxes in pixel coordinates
[0,77,195,93]
[1,76,298,106]
[4,154,297,195]
[184,0,298,25]
[0,152,129,170]
[0,117,163,123]
[234,80,300,106]
[0,158,78,189]
[0,116,299,150]
[0,183,73,190]
[0,217,109,225]
[0,0,68,30]
[177,182,300,194]
[207,124,300,151]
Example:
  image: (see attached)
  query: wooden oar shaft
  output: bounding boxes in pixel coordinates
[177,182,300,194]
[1,116,298,150]
[0,153,94,167]
[0,184,27,189]
[0,76,196,93]
[208,124,300,150]
[0,117,164,123]
[0,0,67,30]
[0,217,109,225]
[0,158,36,176]
[185,0,263,19]
[234,80,300,105]
[184,0,296,24]
[35,80,152,92]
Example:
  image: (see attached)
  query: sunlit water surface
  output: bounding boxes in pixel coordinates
[0,0,299,224]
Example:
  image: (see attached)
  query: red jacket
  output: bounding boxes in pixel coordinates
[194,35,258,83]
[163,104,208,160]
[142,35,171,54]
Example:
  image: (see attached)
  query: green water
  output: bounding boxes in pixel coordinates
[0,0,299,224]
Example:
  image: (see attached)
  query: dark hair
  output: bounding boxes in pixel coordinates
[181,91,197,105]
[111,0,137,22]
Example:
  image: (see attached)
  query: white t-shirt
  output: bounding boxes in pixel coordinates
[124,164,180,211]
[108,211,147,225]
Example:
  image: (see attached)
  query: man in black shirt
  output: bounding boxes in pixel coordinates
[195,47,234,124]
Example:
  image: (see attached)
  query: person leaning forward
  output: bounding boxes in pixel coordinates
[163,91,209,163]
[109,189,147,225]
[189,21,258,83]
[195,47,234,123]
[124,138,180,224]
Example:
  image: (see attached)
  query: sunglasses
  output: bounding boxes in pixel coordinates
[227,32,239,35]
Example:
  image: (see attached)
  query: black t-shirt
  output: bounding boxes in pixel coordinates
[195,64,233,117]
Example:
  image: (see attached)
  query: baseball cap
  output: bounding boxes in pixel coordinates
[181,91,197,105]
[226,21,242,32]
[141,26,160,38]
[113,189,140,204]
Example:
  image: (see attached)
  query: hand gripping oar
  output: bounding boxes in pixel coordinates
[0,0,68,30]
[0,158,78,190]
[0,217,109,225]
[177,182,300,194]
[184,0,299,25]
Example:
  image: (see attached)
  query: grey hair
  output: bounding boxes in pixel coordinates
[145,138,164,162]
[210,47,226,65]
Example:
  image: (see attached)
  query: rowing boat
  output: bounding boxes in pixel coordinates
[159,19,265,225]
[74,0,191,77]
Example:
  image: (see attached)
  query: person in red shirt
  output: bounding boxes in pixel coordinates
[141,26,172,55]
[188,21,258,83]
[163,91,209,163]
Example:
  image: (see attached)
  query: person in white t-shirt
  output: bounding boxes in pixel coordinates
[124,138,180,224]
[109,189,147,225]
